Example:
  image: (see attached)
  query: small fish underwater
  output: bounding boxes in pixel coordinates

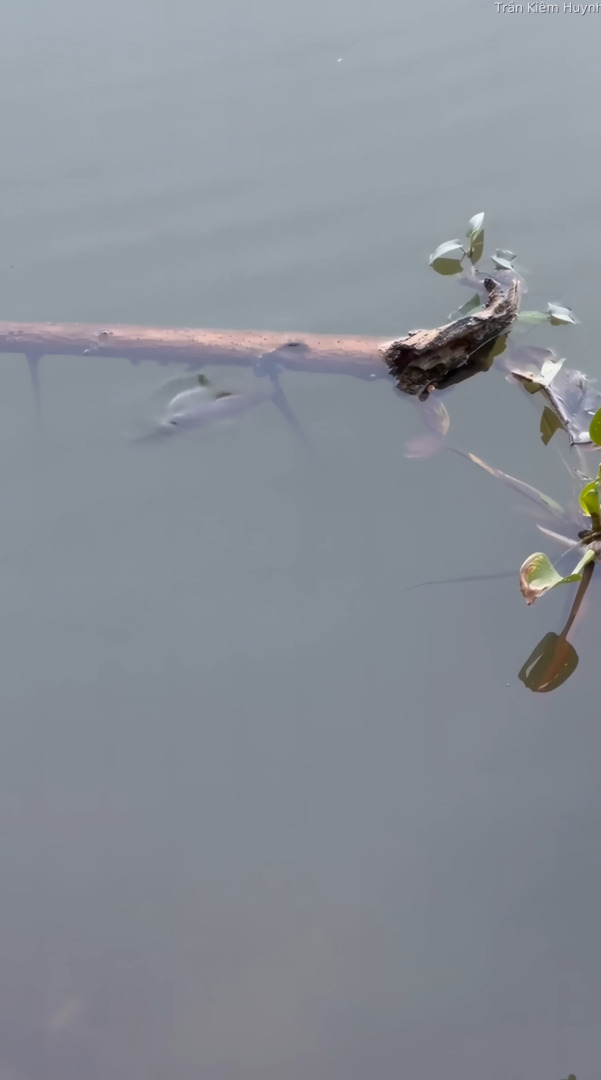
[129,372,277,443]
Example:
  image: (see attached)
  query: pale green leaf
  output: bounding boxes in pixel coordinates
[538,355,566,386]
[540,405,563,446]
[466,212,485,237]
[579,483,598,517]
[468,232,484,265]
[449,293,482,320]
[519,552,581,606]
[516,310,548,326]
[492,248,516,270]
[466,214,485,263]
[429,239,465,261]
[579,477,601,517]
[589,406,601,446]
[547,302,578,326]
[578,466,601,516]
[571,548,596,577]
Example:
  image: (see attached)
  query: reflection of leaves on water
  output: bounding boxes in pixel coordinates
[448,292,482,320]
[540,405,563,445]
[429,238,466,275]
[519,631,579,693]
[448,446,565,517]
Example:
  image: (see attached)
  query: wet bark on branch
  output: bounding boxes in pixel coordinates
[382,276,521,399]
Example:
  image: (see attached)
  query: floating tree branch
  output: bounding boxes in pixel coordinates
[0,274,520,394]
[0,319,388,379]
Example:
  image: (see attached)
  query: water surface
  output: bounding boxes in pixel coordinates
[1,1,601,1077]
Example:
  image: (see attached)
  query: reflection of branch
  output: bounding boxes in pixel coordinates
[401,569,516,593]
[257,355,313,454]
[445,444,565,517]
[25,351,44,425]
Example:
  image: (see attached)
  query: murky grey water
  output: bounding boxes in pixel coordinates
[1,1,601,1077]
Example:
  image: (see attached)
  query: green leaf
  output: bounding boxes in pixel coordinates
[429,239,465,261]
[515,375,542,396]
[486,333,510,363]
[540,405,563,446]
[589,406,601,446]
[449,293,482,320]
[509,356,566,397]
[579,481,600,518]
[468,231,484,265]
[466,214,485,264]
[466,212,485,237]
[547,302,578,326]
[492,248,516,270]
[519,552,582,606]
[429,240,465,275]
[539,355,566,386]
[571,547,596,577]
[516,310,548,326]
[578,469,601,516]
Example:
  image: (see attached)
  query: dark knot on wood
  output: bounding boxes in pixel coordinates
[381,276,521,400]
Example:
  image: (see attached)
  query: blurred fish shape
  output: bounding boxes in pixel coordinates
[131,373,270,441]
[160,378,265,431]
[131,370,310,451]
